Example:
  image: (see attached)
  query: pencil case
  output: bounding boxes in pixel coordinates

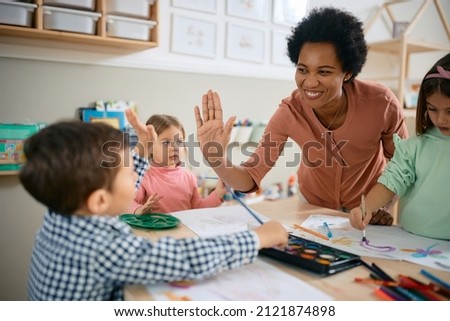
[259,234,362,276]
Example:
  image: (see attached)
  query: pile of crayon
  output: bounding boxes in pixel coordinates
[357,261,450,301]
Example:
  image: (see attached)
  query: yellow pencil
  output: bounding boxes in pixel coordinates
[293,224,329,241]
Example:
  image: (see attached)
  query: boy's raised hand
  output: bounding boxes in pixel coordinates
[125,108,157,159]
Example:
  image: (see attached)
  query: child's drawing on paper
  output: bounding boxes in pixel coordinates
[298,214,450,271]
[401,243,448,259]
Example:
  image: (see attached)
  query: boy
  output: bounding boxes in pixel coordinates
[21,121,288,300]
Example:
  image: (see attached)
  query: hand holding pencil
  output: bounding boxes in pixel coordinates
[349,198,372,231]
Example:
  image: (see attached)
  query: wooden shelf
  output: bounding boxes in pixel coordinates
[365,0,450,108]
[0,171,19,176]
[368,38,450,54]
[0,0,159,50]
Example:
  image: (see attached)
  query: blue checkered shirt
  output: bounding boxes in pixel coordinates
[28,153,259,300]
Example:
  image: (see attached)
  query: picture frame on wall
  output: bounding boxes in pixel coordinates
[171,0,217,14]
[226,23,265,63]
[226,0,268,22]
[271,29,291,66]
[170,14,217,58]
[272,0,308,27]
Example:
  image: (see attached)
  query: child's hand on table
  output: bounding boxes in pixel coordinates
[254,220,289,249]
[369,208,394,226]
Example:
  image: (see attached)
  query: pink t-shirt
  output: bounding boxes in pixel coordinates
[243,79,408,210]
[130,166,222,214]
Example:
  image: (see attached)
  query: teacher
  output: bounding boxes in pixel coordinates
[194,7,408,223]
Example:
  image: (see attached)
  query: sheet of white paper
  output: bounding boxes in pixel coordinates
[171,205,292,237]
[299,214,450,272]
[148,259,333,301]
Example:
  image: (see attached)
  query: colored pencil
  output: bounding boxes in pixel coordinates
[226,186,264,225]
[420,269,450,290]
[379,286,408,301]
[354,277,399,286]
[293,223,329,240]
[356,276,445,299]
[371,262,394,281]
[360,260,385,280]
[373,287,396,301]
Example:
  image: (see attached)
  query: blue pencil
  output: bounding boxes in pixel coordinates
[226,186,264,225]
[420,269,450,289]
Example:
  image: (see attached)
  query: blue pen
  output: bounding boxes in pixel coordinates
[323,222,333,238]
[420,269,450,289]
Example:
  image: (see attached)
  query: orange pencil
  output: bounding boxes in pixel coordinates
[354,277,399,286]
[373,287,396,301]
[293,224,329,241]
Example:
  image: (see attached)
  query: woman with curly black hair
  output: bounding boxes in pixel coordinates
[195,7,408,225]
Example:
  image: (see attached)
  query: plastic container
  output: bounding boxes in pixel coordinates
[106,0,155,19]
[42,6,101,35]
[0,1,37,27]
[42,0,95,11]
[106,15,156,41]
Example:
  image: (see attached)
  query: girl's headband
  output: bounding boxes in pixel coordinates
[425,65,450,80]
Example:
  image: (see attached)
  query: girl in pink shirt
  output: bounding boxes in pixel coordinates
[130,114,226,214]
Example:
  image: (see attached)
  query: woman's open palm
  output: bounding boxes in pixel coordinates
[194,90,236,160]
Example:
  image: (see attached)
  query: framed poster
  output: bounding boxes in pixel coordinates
[226,23,265,63]
[272,0,308,27]
[171,0,217,14]
[171,15,217,58]
[226,0,268,22]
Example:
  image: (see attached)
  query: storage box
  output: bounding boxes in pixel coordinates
[0,1,37,27]
[42,6,101,35]
[0,123,46,171]
[106,15,156,41]
[43,0,95,11]
[106,0,155,19]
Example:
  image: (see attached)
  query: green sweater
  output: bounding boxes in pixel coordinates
[378,127,450,240]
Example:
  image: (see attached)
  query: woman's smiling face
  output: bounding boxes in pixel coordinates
[295,42,350,110]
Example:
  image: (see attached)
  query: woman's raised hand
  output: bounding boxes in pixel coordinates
[194,90,236,164]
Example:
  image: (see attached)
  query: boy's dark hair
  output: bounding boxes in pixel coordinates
[416,53,450,135]
[286,6,367,81]
[20,121,129,215]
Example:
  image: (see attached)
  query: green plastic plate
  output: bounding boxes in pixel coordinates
[119,213,181,230]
